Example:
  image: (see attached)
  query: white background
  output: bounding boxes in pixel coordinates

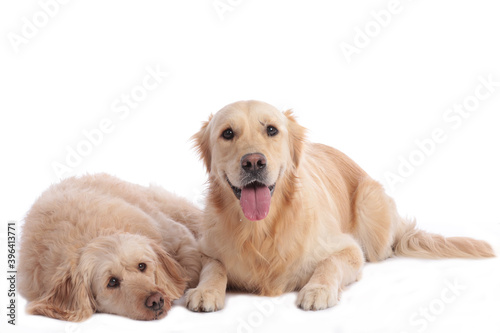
[1,1,499,332]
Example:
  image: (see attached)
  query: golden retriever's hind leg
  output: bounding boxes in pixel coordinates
[352,178,397,262]
[296,241,364,311]
[353,178,495,260]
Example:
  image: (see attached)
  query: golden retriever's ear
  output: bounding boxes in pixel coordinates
[284,110,306,168]
[151,243,188,299]
[191,114,213,172]
[26,270,95,322]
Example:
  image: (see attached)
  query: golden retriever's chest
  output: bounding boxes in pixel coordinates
[201,204,339,294]
[227,255,302,294]
[209,236,316,295]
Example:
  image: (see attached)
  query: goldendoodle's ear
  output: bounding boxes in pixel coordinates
[26,270,95,322]
[151,243,188,299]
[191,114,213,172]
[284,110,306,168]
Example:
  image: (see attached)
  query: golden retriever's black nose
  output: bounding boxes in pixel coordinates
[145,292,164,311]
[241,153,267,172]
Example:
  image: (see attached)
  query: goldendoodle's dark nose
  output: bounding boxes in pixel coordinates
[145,292,164,311]
[241,153,267,172]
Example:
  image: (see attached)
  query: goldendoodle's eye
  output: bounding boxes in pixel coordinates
[138,263,147,272]
[267,126,279,137]
[222,128,234,140]
[107,277,120,288]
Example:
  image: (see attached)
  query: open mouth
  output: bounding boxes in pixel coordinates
[227,178,276,221]
[227,179,276,199]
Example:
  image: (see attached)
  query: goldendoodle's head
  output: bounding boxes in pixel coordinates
[27,233,187,321]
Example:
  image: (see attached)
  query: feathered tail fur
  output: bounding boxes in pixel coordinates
[393,219,495,259]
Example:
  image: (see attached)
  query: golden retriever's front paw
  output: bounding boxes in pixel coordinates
[296,283,339,311]
[185,287,225,312]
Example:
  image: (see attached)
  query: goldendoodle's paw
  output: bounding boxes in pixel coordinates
[296,283,339,310]
[185,287,225,312]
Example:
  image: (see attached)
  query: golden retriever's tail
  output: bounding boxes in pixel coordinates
[392,218,495,259]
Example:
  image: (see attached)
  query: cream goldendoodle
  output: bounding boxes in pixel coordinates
[19,173,202,321]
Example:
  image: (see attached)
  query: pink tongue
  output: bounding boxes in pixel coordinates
[240,184,271,221]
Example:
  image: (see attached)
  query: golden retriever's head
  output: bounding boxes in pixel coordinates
[193,100,306,221]
[27,233,186,321]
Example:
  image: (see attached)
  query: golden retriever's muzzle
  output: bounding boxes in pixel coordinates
[227,153,276,221]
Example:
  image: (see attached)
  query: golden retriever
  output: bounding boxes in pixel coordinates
[19,173,202,321]
[186,100,495,311]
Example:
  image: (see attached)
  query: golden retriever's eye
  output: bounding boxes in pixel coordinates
[222,128,234,140]
[107,277,120,288]
[138,263,147,272]
[267,126,279,137]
